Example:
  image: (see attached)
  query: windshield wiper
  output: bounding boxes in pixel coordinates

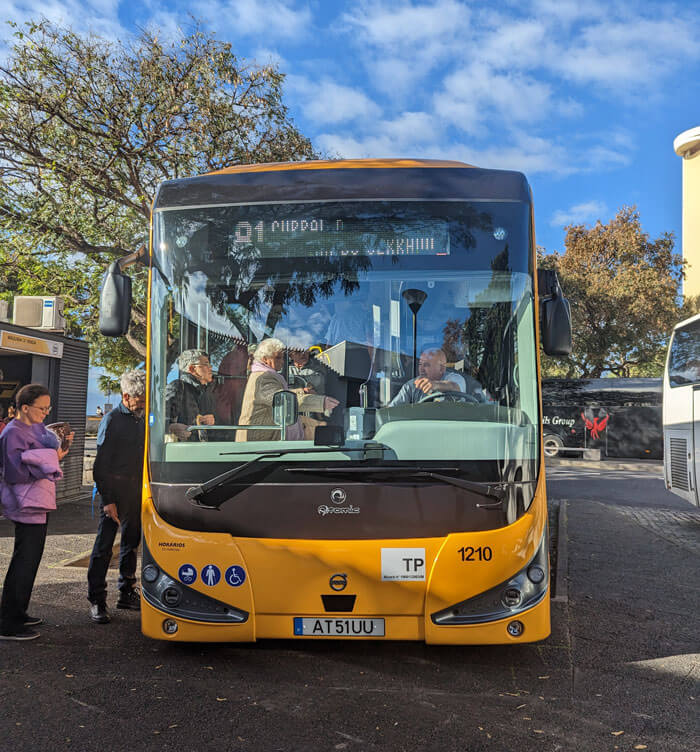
[186,443,390,509]
[286,466,507,506]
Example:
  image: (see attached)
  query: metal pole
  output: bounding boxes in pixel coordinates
[412,312,417,378]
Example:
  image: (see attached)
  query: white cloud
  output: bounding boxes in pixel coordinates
[288,76,382,125]
[475,18,552,70]
[537,10,699,90]
[434,62,554,135]
[251,47,287,68]
[449,134,573,177]
[530,0,607,25]
[341,0,473,95]
[318,121,632,179]
[316,111,442,158]
[342,0,469,47]
[1,0,126,42]
[192,0,312,40]
[340,0,700,107]
[550,201,608,227]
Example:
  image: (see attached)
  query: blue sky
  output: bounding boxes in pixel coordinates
[3,0,699,411]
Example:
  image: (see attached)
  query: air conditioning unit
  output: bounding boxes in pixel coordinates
[12,296,66,331]
[0,300,10,323]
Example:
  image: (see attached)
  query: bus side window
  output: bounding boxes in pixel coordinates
[669,322,700,386]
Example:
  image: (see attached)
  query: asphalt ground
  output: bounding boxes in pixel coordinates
[1,462,698,752]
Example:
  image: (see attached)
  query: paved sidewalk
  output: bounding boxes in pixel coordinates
[546,457,664,473]
[1,478,698,751]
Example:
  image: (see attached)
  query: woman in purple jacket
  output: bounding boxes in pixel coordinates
[0,384,73,641]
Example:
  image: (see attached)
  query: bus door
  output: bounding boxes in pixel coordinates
[663,388,697,506]
[691,386,700,506]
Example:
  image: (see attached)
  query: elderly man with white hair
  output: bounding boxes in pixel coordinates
[165,349,216,441]
[87,369,146,624]
[237,338,339,442]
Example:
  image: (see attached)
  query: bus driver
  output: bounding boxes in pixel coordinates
[389,347,484,406]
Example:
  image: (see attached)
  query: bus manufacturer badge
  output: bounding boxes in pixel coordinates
[329,573,348,592]
[330,488,346,504]
[318,487,360,516]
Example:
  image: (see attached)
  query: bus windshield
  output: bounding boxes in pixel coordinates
[149,199,538,483]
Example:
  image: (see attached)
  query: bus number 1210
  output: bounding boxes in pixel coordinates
[458,546,493,562]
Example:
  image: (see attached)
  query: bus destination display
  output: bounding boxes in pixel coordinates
[228,217,450,258]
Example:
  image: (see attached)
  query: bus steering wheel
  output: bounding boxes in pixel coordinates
[417,391,480,404]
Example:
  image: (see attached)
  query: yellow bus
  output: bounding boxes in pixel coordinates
[99,158,571,643]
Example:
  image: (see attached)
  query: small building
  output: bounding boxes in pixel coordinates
[674,126,700,299]
[0,322,89,500]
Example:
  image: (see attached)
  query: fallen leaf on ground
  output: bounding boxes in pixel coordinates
[611,731,624,736]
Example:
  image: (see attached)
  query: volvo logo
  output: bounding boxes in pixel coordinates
[329,573,348,591]
[330,488,347,505]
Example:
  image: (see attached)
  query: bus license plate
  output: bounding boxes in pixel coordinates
[293,617,385,637]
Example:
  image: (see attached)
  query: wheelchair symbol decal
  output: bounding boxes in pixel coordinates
[225,565,246,587]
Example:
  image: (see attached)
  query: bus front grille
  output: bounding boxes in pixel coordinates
[669,437,689,491]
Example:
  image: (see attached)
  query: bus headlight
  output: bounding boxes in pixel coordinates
[140,541,249,625]
[431,527,549,625]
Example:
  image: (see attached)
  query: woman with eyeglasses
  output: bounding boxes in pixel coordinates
[0,384,74,640]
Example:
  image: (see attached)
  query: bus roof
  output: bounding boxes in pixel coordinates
[206,158,475,175]
[154,159,531,210]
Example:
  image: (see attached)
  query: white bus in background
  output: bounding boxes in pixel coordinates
[663,312,700,506]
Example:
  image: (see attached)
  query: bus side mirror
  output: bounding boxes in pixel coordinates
[542,293,573,356]
[99,262,132,336]
[273,390,299,439]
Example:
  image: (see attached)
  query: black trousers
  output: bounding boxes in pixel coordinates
[0,520,48,634]
[87,499,141,605]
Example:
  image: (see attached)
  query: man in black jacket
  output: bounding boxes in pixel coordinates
[165,349,216,441]
[87,370,146,624]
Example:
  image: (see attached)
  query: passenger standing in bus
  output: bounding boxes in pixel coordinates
[237,338,339,442]
[288,348,329,440]
[86,370,146,624]
[165,349,217,441]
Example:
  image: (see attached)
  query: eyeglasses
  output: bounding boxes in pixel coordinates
[30,405,52,414]
[194,362,212,369]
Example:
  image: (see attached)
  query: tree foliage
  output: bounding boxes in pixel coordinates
[0,19,316,375]
[540,206,697,378]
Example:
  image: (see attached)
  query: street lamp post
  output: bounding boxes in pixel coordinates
[402,289,428,378]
